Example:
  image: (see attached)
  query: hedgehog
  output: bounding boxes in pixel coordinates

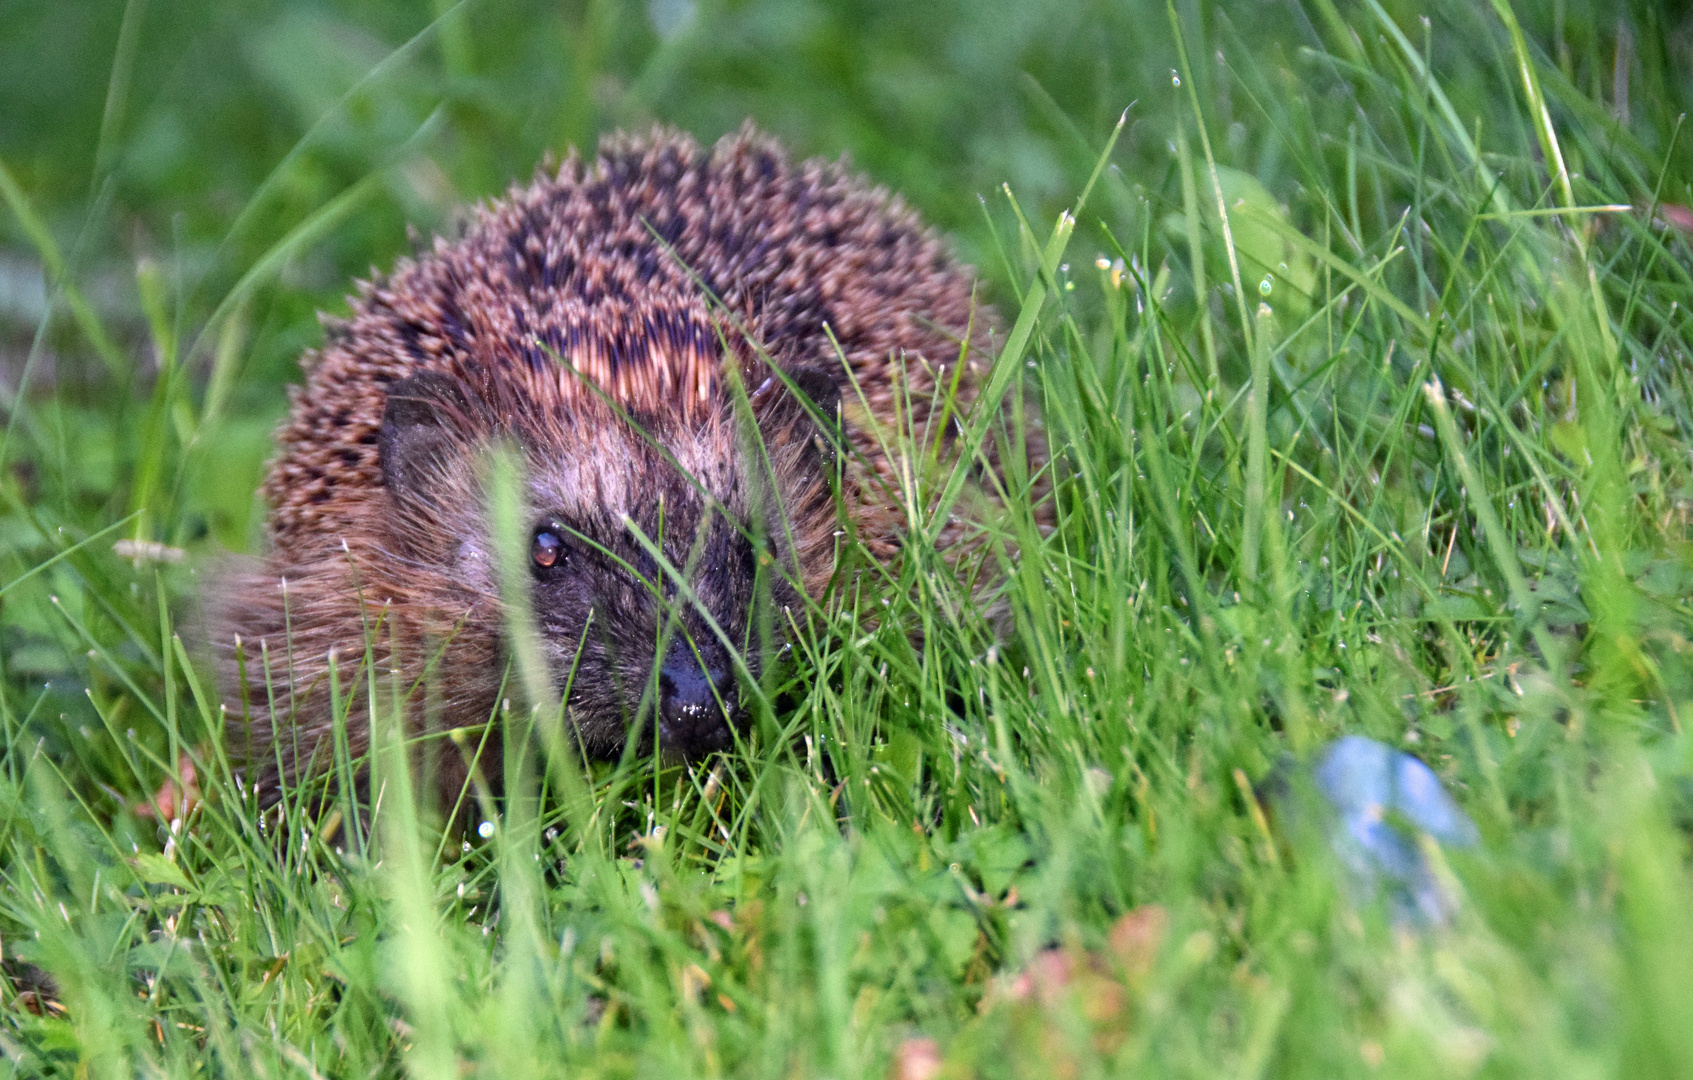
[213,124,1039,806]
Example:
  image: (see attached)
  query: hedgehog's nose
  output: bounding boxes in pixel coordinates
[657,641,738,754]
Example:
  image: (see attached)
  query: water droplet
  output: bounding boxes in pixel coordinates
[1259,274,1274,297]
[1171,70,1181,87]
[478,821,495,839]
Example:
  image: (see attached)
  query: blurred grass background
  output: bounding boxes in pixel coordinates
[5,0,1693,1077]
[3,0,1691,546]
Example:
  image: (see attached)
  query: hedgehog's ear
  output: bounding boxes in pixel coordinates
[752,365,843,471]
[379,372,470,503]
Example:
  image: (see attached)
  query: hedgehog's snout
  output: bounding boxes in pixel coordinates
[656,637,740,754]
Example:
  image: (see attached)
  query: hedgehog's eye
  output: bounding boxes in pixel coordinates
[531,524,568,571]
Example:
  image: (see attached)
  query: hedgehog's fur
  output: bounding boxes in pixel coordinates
[214,124,1037,805]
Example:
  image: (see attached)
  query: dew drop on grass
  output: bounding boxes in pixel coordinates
[478,820,495,838]
[1171,70,1181,86]
[1260,274,1274,297]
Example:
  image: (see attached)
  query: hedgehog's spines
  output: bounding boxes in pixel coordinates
[234,125,1034,798]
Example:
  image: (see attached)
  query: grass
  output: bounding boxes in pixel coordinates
[4,0,1693,1076]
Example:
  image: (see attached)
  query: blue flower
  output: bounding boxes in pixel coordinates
[1311,736,1478,927]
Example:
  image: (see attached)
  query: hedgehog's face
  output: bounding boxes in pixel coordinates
[376,367,841,760]
[518,488,784,758]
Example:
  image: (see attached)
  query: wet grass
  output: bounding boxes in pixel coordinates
[3,0,1693,1076]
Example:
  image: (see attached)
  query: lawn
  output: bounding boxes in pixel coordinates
[3,0,1693,1076]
